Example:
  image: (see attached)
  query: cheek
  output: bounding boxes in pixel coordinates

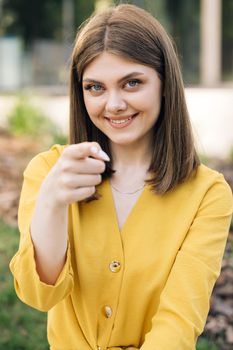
[128,90,161,113]
[83,95,104,118]
[146,83,162,103]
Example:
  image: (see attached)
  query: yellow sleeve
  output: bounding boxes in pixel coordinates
[140,175,233,350]
[9,150,74,312]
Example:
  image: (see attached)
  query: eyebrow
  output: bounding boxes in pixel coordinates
[82,72,145,84]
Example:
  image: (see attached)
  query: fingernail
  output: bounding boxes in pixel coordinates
[98,150,110,161]
[90,146,99,154]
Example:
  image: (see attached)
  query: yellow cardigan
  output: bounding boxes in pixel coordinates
[10,144,233,350]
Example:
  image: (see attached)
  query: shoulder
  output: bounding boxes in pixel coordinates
[195,163,227,182]
[194,163,232,193]
[24,144,67,177]
[187,163,233,212]
[162,163,233,214]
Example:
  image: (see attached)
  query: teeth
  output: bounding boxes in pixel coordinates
[110,117,132,124]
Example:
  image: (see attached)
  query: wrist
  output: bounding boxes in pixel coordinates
[38,182,68,213]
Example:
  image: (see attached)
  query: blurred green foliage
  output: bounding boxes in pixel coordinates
[114,0,200,84]
[1,0,62,45]
[113,0,233,83]
[74,0,95,31]
[1,0,95,46]
[1,0,232,83]
[7,95,67,146]
[0,219,47,349]
[7,95,50,137]
[197,338,219,350]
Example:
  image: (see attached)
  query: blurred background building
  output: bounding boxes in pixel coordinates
[0,0,232,89]
[0,0,232,157]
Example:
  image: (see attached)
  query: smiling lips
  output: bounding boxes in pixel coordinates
[105,113,138,128]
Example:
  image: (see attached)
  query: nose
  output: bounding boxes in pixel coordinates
[105,91,127,114]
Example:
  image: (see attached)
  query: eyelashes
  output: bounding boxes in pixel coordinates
[84,84,102,92]
[83,79,142,93]
[125,79,142,87]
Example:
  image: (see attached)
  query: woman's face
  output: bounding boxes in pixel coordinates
[82,52,162,147]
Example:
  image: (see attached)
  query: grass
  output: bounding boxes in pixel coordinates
[0,219,220,350]
[0,219,48,349]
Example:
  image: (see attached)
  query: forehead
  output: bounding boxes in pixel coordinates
[82,52,157,79]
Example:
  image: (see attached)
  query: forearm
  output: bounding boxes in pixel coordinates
[30,186,68,285]
[15,142,108,287]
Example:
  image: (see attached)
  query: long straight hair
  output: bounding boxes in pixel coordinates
[69,4,200,196]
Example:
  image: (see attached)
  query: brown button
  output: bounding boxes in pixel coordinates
[104,305,112,318]
[109,260,121,273]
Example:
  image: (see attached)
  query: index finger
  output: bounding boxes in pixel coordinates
[63,142,110,161]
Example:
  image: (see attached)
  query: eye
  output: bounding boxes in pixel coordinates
[83,83,103,92]
[125,79,142,88]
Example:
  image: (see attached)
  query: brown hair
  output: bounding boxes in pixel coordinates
[69,4,200,195]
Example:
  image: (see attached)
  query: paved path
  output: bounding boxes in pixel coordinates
[0,88,233,159]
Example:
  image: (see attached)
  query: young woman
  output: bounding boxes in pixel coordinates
[10,4,232,350]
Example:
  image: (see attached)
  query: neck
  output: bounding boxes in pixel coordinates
[109,139,153,193]
[109,139,152,173]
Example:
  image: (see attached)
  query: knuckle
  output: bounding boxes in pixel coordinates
[96,174,102,184]
[60,160,70,172]
[81,141,93,150]
[77,142,87,154]
[91,141,100,149]
[63,143,86,159]
[97,160,106,173]
[61,175,72,187]
[88,186,96,195]
[61,173,71,187]
[61,146,71,157]
[61,159,78,174]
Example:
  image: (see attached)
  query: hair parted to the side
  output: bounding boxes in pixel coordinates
[69,4,200,196]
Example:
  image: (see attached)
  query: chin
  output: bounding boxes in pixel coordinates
[109,136,138,146]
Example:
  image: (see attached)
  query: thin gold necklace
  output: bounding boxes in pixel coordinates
[110,182,145,195]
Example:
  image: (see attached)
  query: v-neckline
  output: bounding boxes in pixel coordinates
[104,178,149,235]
